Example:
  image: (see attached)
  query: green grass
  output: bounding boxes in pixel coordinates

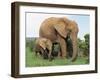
[26,47,89,67]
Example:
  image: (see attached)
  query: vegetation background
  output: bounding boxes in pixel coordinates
[25,34,89,67]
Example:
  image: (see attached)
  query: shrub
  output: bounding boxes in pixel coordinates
[26,38,36,52]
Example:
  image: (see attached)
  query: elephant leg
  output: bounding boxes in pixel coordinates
[57,51,61,58]
[57,45,62,58]
[48,49,53,61]
[58,35,67,58]
[48,44,53,61]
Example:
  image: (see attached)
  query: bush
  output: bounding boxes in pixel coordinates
[78,34,89,57]
[26,38,36,51]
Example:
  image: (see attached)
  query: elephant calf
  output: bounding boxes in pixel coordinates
[35,38,61,61]
[35,38,53,60]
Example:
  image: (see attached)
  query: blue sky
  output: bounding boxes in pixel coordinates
[26,13,90,40]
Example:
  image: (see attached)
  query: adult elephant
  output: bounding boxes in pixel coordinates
[39,17,79,61]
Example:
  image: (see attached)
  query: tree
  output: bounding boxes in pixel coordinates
[78,34,89,57]
[84,34,89,56]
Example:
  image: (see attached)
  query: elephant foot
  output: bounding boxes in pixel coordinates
[71,57,77,62]
[60,56,66,59]
[61,54,67,59]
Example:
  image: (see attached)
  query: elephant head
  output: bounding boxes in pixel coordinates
[39,17,79,61]
[35,38,52,60]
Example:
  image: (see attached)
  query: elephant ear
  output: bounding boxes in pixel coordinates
[54,22,67,38]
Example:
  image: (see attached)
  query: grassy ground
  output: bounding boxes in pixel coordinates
[26,47,89,67]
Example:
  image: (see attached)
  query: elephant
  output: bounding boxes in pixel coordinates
[39,17,79,61]
[66,34,73,58]
[35,38,53,60]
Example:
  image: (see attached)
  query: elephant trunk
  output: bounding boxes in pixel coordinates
[71,35,78,61]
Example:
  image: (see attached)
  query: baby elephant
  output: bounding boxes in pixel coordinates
[35,38,53,60]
